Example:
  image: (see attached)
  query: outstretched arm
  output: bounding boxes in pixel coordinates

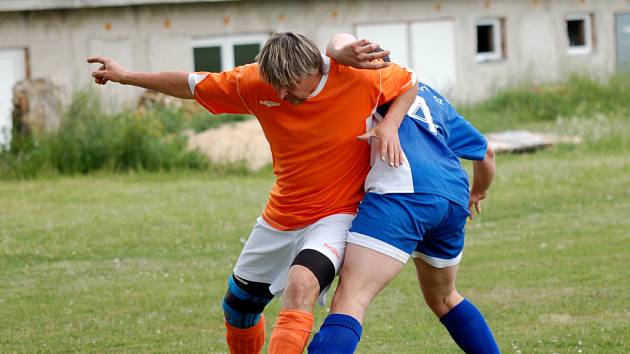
[326,33,391,70]
[469,145,496,219]
[87,57,193,99]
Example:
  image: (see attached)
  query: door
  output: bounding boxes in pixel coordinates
[356,22,411,67]
[410,19,457,92]
[356,20,457,92]
[0,48,25,147]
[617,13,630,74]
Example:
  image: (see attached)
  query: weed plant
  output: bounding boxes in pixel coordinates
[0,91,253,179]
[459,74,630,132]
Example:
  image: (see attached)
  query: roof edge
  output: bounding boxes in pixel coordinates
[0,0,240,12]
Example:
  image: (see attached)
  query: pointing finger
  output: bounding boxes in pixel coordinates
[87,57,105,64]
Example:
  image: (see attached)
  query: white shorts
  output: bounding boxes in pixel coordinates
[233,213,353,298]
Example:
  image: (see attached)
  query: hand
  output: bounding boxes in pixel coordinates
[87,57,127,85]
[332,39,391,70]
[357,121,403,167]
[468,190,487,220]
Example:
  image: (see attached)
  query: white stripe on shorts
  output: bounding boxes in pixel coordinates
[347,232,410,264]
[412,250,462,268]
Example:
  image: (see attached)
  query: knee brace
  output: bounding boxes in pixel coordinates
[222,274,273,329]
[291,249,336,294]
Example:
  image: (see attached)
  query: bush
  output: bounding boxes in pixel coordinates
[459,74,630,132]
[1,90,211,178]
[0,133,50,178]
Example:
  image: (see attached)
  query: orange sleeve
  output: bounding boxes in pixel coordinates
[190,67,252,115]
[377,63,417,105]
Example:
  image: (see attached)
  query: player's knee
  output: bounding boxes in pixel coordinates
[283,249,336,307]
[330,281,370,310]
[291,249,336,294]
[222,274,273,329]
[424,289,462,317]
[284,266,320,304]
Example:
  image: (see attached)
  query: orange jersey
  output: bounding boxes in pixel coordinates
[190,58,415,230]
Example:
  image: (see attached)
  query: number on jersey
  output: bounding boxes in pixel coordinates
[407,96,440,135]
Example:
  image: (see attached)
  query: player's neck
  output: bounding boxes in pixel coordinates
[307,72,323,96]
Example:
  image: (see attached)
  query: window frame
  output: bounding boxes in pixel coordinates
[475,18,503,63]
[191,33,268,72]
[566,13,593,56]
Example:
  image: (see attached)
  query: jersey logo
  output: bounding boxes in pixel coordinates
[324,243,341,260]
[259,100,280,107]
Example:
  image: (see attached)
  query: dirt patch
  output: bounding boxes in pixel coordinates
[187,119,271,170]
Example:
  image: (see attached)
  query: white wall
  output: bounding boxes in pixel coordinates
[0,0,628,106]
[0,48,25,146]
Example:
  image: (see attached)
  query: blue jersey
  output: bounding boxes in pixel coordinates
[365,83,487,208]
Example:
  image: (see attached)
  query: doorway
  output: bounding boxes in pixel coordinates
[0,48,26,147]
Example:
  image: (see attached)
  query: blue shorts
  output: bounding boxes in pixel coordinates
[348,193,469,267]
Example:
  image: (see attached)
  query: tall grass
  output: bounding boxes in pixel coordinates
[459,74,630,132]
[0,91,220,179]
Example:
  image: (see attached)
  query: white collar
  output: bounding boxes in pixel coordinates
[308,56,330,98]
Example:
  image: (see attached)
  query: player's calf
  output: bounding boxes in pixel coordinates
[268,249,336,354]
[223,274,273,328]
[223,274,273,354]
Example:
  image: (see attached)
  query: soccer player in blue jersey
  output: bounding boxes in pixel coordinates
[307,34,499,354]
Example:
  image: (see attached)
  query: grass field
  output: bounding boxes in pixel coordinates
[1,109,629,351]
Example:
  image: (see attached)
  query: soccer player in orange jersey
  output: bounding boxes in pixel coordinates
[88,32,417,354]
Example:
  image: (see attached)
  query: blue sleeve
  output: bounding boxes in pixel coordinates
[445,107,487,161]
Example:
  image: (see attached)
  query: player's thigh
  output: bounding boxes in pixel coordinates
[336,242,406,302]
[300,213,355,276]
[233,216,298,285]
[266,213,354,298]
[412,200,468,295]
[410,200,469,304]
[413,257,458,298]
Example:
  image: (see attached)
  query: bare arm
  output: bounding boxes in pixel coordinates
[87,57,193,99]
[469,145,496,219]
[326,33,391,69]
[358,84,418,167]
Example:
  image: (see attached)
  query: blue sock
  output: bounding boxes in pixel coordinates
[440,299,500,354]
[308,313,363,354]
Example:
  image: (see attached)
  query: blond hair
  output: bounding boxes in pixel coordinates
[256,32,324,88]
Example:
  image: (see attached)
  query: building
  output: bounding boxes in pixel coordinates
[1,0,630,145]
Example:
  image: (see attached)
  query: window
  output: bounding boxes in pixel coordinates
[192,34,268,72]
[566,14,593,55]
[476,18,505,62]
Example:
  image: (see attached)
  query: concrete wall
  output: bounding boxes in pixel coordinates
[0,0,629,105]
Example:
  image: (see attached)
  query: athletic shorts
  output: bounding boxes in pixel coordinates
[233,213,353,298]
[348,193,469,267]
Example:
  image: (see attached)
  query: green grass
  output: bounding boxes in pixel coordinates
[1,76,629,352]
[1,115,628,353]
